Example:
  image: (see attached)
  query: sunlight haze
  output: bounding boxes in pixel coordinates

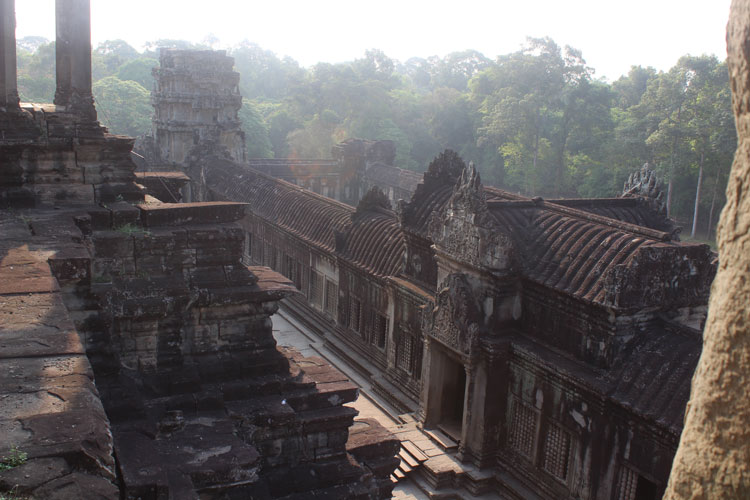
[14,0,731,81]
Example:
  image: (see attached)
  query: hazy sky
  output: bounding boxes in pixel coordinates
[14,0,731,82]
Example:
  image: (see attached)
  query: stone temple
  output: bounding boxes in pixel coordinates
[138,45,717,499]
[0,2,399,499]
[0,2,726,500]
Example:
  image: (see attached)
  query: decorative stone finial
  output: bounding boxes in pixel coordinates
[622,163,666,214]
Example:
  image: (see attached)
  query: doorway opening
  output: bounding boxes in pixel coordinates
[437,354,466,443]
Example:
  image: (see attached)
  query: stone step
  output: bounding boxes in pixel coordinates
[398,413,417,424]
[402,440,428,463]
[399,459,413,474]
[394,469,406,480]
[424,428,458,451]
[399,449,420,469]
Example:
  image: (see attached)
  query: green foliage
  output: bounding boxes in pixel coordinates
[239,99,274,158]
[116,57,159,89]
[231,42,305,101]
[93,40,139,80]
[93,77,151,137]
[0,445,28,471]
[16,41,55,102]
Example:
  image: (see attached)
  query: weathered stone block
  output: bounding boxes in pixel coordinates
[135,254,165,274]
[27,472,119,500]
[164,249,197,271]
[133,228,188,255]
[109,201,141,227]
[48,246,91,283]
[95,182,144,203]
[92,231,134,259]
[32,183,96,205]
[195,246,242,266]
[138,202,247,227]
[87,207,111,229]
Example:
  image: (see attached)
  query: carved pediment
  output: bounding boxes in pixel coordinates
[399,150,465,229]
[621,163,681,240]
[428,163,514,271]
[425,273,481,356]
[355,186,392,218]
[622,163,665,211]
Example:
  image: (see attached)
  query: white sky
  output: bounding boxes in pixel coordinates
[14,0,732,82]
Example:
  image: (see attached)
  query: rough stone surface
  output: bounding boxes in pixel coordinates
[0,105,143,208]
[664,2,750,497]
[73,199,400,499]
[0,209,117,500]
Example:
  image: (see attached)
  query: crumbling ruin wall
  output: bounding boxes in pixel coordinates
[664,0,750,497]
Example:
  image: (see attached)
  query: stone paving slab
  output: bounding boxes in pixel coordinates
[0,294,84,359]
[0,208,118,499]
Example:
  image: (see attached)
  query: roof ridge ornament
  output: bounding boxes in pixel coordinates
[622,163,666,215]
[354,186,392,219]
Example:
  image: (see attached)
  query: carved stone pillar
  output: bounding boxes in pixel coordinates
[457,362,474,461]
[460,342,510,468]
[417,336,432,425]
[54,0,96,120]
[0,0,19,110]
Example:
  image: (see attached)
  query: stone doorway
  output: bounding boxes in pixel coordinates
[429,347,467,443]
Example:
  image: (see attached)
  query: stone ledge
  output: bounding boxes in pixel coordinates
[137,201,248,227]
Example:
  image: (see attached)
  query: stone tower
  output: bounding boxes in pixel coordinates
[151,49,246,167]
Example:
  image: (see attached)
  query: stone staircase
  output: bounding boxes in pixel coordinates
[387,417,503,498]
[392,439,429,482]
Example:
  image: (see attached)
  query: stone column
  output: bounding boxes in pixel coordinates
[0,0,19,110]
[54,0,96,120]
[457,362,474,462]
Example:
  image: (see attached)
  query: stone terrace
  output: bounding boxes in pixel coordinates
[0,200,401,499]
[0,208,118,498]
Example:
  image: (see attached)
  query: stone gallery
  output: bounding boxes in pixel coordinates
[2,0,747,499]
[143,47,717,499]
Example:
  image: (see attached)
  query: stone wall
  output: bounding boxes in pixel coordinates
[67,200,400,498]
[0,106,142,208]
[0,2,400,497]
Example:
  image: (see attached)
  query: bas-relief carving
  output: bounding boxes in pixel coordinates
[622,163,665,212]
[426,273,481,356]
[428,163,514,272]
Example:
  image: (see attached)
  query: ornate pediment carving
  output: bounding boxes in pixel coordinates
[425,273,481,356]
[428,163,514,271]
